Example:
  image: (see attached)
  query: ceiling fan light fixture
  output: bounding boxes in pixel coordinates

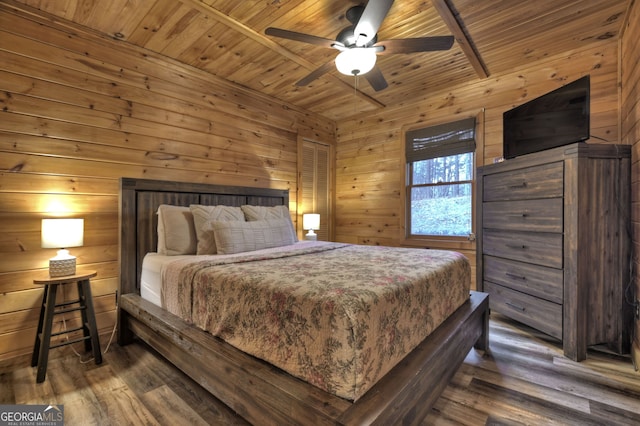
[335,48,377,76]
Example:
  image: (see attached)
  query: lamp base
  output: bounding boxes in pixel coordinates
[305,231,317,241]
[49,250,76,277]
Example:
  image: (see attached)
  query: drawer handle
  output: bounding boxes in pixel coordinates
[507,213,529,218]
[506,244,527,250]
[505,272,527,281]
[505,301,526,311]
[509,181,527,189]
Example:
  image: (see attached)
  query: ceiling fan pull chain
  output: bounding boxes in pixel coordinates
[354,74,359,115]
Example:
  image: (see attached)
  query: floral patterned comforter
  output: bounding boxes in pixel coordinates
[161,241,470,401]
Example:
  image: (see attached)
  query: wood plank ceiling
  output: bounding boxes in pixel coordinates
[12,0,629,121]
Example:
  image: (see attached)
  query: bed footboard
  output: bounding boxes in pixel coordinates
[118,291,489,425]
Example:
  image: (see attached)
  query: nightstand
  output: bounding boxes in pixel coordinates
[31,269,102,382]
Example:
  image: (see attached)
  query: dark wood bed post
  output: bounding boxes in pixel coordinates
[118,178,137,345]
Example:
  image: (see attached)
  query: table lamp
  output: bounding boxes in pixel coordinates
[302,213,320,241]
[41,218,84,277]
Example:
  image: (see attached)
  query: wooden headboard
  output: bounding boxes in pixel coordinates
[119,177,290,296]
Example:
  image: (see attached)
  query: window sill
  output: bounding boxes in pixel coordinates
[401,236,475,251]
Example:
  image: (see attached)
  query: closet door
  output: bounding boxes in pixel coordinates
[299,139,332,241]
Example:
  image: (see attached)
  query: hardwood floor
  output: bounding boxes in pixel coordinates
[1,314,639,425]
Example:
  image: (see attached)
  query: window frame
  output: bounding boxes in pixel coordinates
[401,114,482,250]
[406,153,475,237]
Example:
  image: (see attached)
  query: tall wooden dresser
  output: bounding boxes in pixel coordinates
[477,142,631,361]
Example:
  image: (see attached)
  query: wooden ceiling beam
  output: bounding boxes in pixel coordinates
[431,0,489,79]
[179,0,385,109]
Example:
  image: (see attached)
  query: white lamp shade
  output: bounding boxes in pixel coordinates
[335,48,377,76]
[303,214,320,231]
[41,218,84,249]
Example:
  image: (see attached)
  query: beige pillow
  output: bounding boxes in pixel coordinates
[212,218,296,255]
[157,205,197,255]
[190,205,245,254]
[241,205,298,242]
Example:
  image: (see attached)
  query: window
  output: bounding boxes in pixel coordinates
[405,117,476,239]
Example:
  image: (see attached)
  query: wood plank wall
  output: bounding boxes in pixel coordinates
[334,37,623,289]
[620,0,640,367]
[0,3,335,363]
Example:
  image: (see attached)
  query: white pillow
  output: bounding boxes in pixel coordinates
[212,218,296,254]
[241,205,298,242]
[190,205,245,254]
[157,205,197,255]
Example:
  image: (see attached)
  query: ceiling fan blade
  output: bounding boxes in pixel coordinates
[296,60,336,86]
[364,65,388,91]
[375,36,455,55]
[353,0,394,46]
[265,27,339,49]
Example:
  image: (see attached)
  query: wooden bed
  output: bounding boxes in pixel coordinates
[117,177,489,425]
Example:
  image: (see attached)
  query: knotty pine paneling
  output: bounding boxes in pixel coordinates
[335,39,623,295]
[620,0,640,368]
[0,5,334,362]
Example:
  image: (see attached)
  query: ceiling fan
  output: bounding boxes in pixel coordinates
[265,0,454,91]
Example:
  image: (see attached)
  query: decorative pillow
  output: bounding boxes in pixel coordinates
[212,218,296,255]
[189,205,245,254]
[156,205,197,255]
[241,205,298,242]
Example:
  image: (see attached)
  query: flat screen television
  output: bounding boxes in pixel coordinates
[503,75,590,159]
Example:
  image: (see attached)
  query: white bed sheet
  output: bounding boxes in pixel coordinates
[141,253,192,306]
[141,242,317,307]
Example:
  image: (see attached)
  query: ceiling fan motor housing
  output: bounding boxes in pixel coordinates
[336,25,378,48]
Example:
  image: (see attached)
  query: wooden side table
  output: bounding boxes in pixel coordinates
[31,269,102,382]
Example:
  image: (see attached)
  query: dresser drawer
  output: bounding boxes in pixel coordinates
[483,230,562,268]
[482,198,563,232]
[483,162,563,202]
[485,282,563,340]
[483,255,563,303]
